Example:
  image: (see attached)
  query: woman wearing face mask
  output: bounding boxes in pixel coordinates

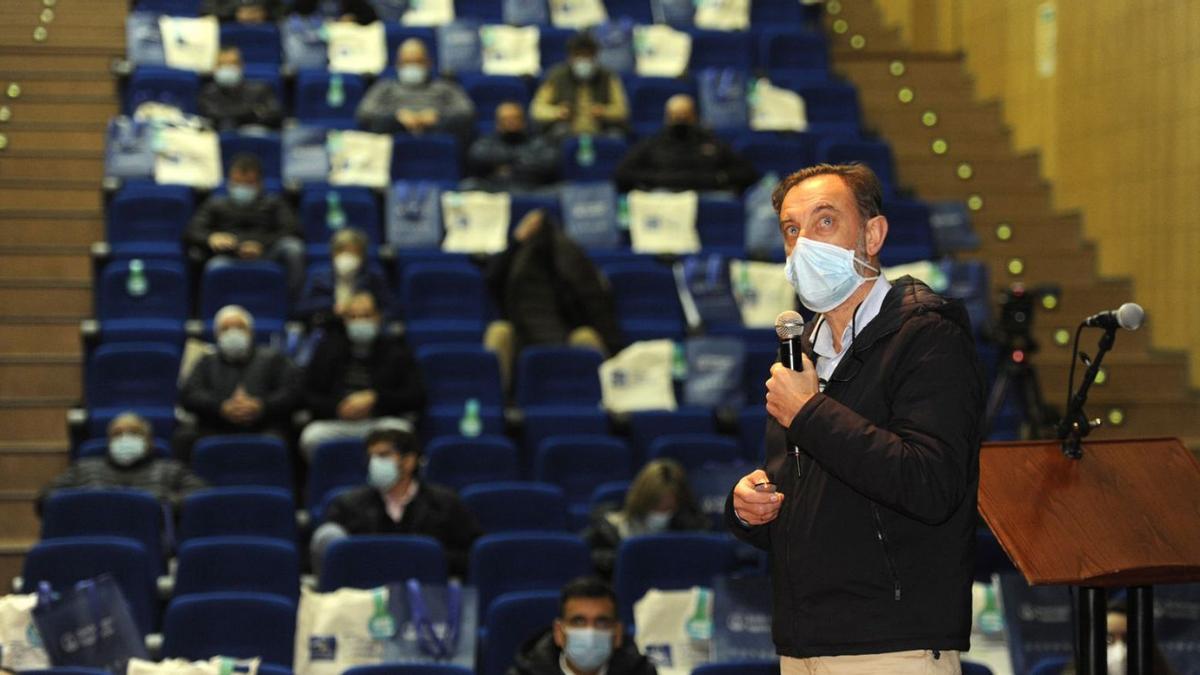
[582,459,708,579]
[37,412,207,516]
[530,32,629,139]
[294,227,394,327]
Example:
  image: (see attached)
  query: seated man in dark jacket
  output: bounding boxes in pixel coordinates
[614,94,759,194]
[464,101,560,192]
[183,153,305,296]
[198,46,283,132]
[310,426,482,578]
[38,412,207,514]
[299,290,425,461]
[178,305,301,459]
[295,227,394,327]
[508,576,656,675]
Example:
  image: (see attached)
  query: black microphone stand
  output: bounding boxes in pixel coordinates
[1056,325,1117,459]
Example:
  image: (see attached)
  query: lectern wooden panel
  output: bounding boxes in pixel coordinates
[978,437,1200,588]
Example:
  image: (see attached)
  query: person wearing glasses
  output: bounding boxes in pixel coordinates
[726,164,985,674]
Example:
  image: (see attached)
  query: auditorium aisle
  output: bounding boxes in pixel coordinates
[827,1,1200,448]
[0,0,124,583]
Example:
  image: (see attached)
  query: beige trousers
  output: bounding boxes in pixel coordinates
[781,650,961,674]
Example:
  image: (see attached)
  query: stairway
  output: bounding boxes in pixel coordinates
[821,1,1200,446]
[0,0,124,585]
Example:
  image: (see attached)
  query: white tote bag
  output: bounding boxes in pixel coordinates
[750,78,808,132]
[402,0,456,26]
[633,587,713,675]
[729,259,796,328]
[293,586,391,675]
[328,130,393,188]
[627,190,700,255]
[327,21,387,74]
[0,593,49,671]
[693,0,750,31]
[480,25,541,76]
[548,0,608,29]
[128,657,260,675]
[633,24,692,78]
[441,191,511,254]
[158,16,219,73]
[154,126,222,189]
[599,339,677,413]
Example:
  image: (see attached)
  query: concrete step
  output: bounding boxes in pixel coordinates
[1084,399,1200,443]
[0,213,104,247]
[835,54,975,90]
[889,132,1015,160]
[0,247,91,281]
[0,400,69,443]
[0,152,105,182]
[0,492,40,543]
[0,539,31,592]
[1032,354,1191,401]
[865,102,1011,139]
[969,248,1099,289]
[0,47,119,74]
[0,318,84,355]
[0,25,123,50]
[0,281,92,318]
[915,186,1052,211]
[2,75,116,99]
[899,155,1047,192]
[0,3,127,27]
[0,181,103,211]
[4,97,118,125]
[0,444,68,492]
[0,356,82,399]
[1,126,107,152]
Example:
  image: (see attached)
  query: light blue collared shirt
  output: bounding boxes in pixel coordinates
[811,276,892,385]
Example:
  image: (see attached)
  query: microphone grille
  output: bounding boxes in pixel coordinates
[1117,302,1145,331]
[775,310,805,340]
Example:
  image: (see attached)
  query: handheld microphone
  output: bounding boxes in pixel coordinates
[1082,303,1145,331]
[775,310,806,372]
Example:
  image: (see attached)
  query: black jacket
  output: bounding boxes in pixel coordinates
[507,628,656,675]
[725,277,985,658]
[323,483,482,577]
[465,132,561,191]
[198,80,283,132]
[184,192,299,259]
[303,325,426,421]
[294,266,396,326]
[614,125,759,194]
[180,345,301,435]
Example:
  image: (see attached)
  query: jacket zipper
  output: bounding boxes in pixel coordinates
[871,504,902,601]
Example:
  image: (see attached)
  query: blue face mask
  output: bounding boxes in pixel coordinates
[228,184,258,205]
[368,455,400,491]
[397,64,428,85]
[563,628,613,672]
[213,65,243,88]
[784,238,879,313]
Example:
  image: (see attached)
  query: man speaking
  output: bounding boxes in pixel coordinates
[726,164,985,674]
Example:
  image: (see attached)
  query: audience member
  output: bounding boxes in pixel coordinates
[508,576,657,675]
[310,426,482,577]
[530,32,628,139]
[177,305,301,459]
[300,291,425,461]
[295,228,393,326]
[37,412,206,514]
[290,0,377,23]
[464,101,561,192]
[198,46,283,131]
[184,153,305,297]
[355,39,475,143]
[582,459,708,578]
[614,94,759,193]
[202,0,281,22]
[483,209,622,387]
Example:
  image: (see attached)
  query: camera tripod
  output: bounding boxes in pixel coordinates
[982,344,1053,440]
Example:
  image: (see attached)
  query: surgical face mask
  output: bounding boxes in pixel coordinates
[368,455,400,491]
[333,253,361,279]
[784,237,880,314]
[644,510,673,532]
[397,64,428,85]
[571,59,596,80]
[346,318,379,345]
[217,327,252,360]
[213,65,243,88]
[1108,639,1126,674]
[563,628,613,672]
[109,434,148,466]
[228,184,258,205]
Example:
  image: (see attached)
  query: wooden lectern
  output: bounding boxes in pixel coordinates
[979,437,1200,674]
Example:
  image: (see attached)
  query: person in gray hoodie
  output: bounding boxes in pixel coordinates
[355,38,475,145]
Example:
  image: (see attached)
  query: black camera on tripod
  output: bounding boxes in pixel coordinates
[987,282,1061,357]
[981,282,1062,439]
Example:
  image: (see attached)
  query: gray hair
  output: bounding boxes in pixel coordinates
[108,411,151,438]
[214,304,254,332]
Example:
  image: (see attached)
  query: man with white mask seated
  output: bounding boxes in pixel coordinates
[355,38,475,144]
[178,304,302,461]
[37,412,207,514]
